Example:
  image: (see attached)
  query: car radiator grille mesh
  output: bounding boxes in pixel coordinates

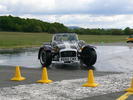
[61,51,76,57]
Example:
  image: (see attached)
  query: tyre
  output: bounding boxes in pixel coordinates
[80,60,88,70]
[81,46,97,69]
[40,50,52,67]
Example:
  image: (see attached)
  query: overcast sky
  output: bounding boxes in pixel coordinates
[0,0,133,28]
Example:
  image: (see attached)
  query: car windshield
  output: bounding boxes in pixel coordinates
[53,34,78,42]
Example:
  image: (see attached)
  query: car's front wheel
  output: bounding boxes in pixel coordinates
[81,46,97,69]
[40,50,52,67]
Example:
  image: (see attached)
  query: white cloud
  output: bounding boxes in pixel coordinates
[0,4,8,13]
[1,0,133,28]
[20,14,133,28]
[1,0,133,15]
[0,0,55,14]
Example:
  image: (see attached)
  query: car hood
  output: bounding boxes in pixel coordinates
[56,41,79,50]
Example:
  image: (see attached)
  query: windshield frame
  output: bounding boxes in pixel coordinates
[52,33,79,42]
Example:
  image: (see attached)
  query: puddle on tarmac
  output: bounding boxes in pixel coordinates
[0,46,133,72]
[0,48,41,68]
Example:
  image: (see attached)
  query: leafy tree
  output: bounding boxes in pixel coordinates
[0,15,132,35]
[124,27,131,35]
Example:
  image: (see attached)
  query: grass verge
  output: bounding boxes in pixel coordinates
[0,32,127,49]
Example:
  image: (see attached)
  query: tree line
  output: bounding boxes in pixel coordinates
[0,15,132,35]
[0,15,68,33]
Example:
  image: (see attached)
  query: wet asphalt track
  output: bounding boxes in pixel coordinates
[0,65,120,88]
[0,65,131,100]
[0,43,133,72]
[81,92,133,100]
[0,43,133,100]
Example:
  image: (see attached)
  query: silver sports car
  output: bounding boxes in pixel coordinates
[38,33,97,69]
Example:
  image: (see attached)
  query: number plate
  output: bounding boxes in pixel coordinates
[61,57,77,61]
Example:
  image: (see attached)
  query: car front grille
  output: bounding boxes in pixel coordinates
[61,51,76,57]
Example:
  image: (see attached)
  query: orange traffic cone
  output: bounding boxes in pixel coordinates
[11,66,26,81]
[36,67,53,83]
[82,69,99,87]
[125,78,133,92]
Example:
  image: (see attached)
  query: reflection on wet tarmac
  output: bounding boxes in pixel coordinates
[0,46,133,72]
[95,46,133,72]
[0,48,41,68]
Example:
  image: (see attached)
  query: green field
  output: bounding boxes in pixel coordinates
[0,32,127,49]
[79,35,127,43]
